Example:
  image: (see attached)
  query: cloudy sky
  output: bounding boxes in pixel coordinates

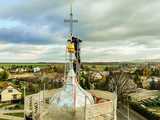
[0,0,160,62]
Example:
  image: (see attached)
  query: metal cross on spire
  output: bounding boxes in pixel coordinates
[64,0,78,36]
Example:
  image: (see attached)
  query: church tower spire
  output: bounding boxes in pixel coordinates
[50,0,94,112]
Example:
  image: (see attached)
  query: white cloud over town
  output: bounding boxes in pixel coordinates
[0,0,160,62]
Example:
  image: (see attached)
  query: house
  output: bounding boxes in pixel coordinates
[141,76,150,89]
[148,76,160,83]
[0,84,22,102]
[33,67,41,73]
[10,68,28,73]
[148,76,160,89]
[91,72,103,80]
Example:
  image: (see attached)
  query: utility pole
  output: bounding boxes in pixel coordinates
[127,96,130,120]
[114,86,117,120]
[43,83,45,105]
[39,87,41,114]
[84,96,87,120]
[24,85,26,119]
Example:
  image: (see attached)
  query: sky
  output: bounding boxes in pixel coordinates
[0,0,160,62]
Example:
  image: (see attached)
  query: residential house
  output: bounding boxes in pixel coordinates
[92,72,103,80]
[141,76,150,89]
[0,83,22,102]
[33,67,41,73]
[148,76,160,89]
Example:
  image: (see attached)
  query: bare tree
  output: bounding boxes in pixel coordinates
[108,71,137,101]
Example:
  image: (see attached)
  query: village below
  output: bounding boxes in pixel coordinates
[0,0,160,119]
[0,62,160,120]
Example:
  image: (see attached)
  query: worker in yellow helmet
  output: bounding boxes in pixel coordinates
[67,40,75,53]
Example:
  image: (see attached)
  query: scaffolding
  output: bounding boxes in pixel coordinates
[24,89,117,120]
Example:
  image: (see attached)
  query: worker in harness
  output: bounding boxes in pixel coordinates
[67,36,82,74]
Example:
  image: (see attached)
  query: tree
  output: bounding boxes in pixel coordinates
[80,74,86,89]
[150,79,156,90]
[132,69,143,88]
[104,66,109,71]
[83,65,91,71]
[0,70,9,80]
[108,71,137,101]
[79,71,92,89]
[53,65,64,73]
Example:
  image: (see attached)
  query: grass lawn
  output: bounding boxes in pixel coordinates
[0,103,11,108]
[8,104,24,110]
[146,107,160,118]
[147,107,160,113]
[4,112,24,118]
[0,118,9,120]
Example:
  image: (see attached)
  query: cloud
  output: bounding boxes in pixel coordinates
[0,44,67,62]
[0,21,66,45]
[0,28,49,45]
[0,0,160,62]
[0,43,49,62]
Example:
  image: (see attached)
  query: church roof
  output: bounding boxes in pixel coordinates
[50,68,94,108]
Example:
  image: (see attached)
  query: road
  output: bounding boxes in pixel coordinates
[117,105,147,120]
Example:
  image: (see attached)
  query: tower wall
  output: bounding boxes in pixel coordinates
[25,89,116,120]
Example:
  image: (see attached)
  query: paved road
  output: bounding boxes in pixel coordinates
[117,105,147,120]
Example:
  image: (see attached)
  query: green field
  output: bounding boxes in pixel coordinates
[0,63,48,68]
[0,118,9,120]
[4,113,24,117]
